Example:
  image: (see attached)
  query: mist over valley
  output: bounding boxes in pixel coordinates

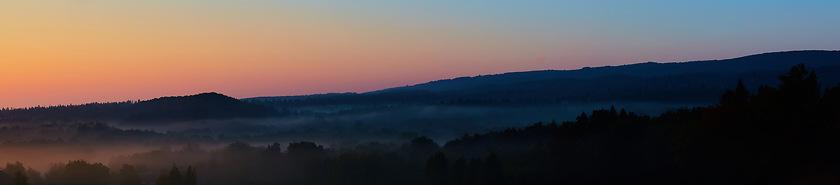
[2,51,840,184]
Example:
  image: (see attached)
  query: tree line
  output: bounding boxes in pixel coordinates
[4,64,840,184]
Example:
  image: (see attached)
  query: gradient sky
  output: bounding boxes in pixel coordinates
[2,0,839,108]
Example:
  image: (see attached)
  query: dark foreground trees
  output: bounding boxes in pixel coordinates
[118,164,142,185]
[424,152,447,185]
[156,165,197,185]
[13,171,27,185]
[672,64,840,184]
[42,160,111,185]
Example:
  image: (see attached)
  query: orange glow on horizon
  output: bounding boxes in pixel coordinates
[3,1,838,108]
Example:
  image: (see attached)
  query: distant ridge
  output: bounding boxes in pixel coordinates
[370,50,840,93]
[6,50,840,124]
[0,92,277,124]
[125,92,277,122]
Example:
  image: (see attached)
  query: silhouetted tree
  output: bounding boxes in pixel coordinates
[12,171,27,185]
[424,152,448,185]
[476,153,505,185]
[4,162,24,177]
[330,152,381,185]
[577,112,588,123]
[266,142,283,153]
[44,162,66,183]
[155,173,169,185]
[778,63,821,102]
[403,136,441,165]
[184,166,197,185]
[288,141,326,157]
[520,140,546,184]
[619,108,628,118]
[463,158,482,185]
[168,165,183,185]
[64,160,110,185]
[449,157,466,185]
[719,79,750,107]
[119,164,142,185]
[23,168,41,185]
[224,141,255,153]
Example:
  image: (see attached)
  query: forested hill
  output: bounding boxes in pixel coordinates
[0,92,276,124]
[93,64,840,185]
[374,50,840,92]
[124,92,276,121]
[245,65,840,107]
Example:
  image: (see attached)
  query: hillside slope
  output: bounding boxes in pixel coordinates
[0,92,276,124]
[375,50,840,92]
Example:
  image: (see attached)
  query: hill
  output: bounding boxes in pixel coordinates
[0,92,276,124]
[373,50,840,92]
[6,50,840,125]
[246,51,840,107]
[124,92,277,122]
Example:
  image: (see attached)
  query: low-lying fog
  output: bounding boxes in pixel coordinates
[0,101,712,172]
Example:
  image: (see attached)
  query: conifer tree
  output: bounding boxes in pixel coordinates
[184,166,197,185]
[476,153,505,185]
[168,165,183,185]
[424,152,448,185]
[13,171,27,185]
[449,157,466,185]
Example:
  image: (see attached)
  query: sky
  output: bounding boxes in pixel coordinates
[2,0,839,108]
